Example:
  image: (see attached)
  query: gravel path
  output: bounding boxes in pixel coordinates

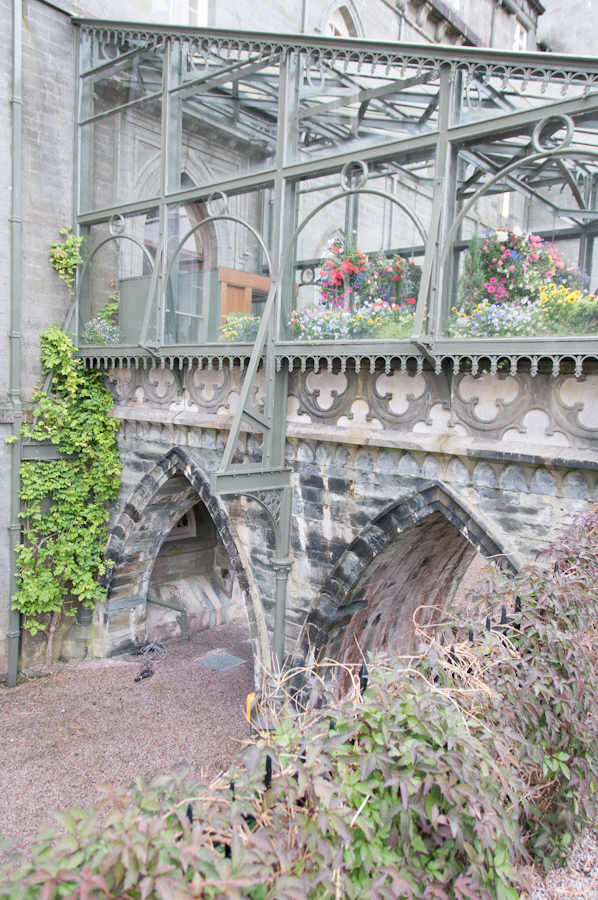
[0,622,255,846]
[528,828,598,899]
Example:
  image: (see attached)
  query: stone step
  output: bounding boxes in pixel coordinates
[146,574,234,640]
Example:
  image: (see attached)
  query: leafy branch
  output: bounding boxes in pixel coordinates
[48,227,83,291]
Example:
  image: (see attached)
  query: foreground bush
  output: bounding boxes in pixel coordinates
[3,507,598,898]
[443,507,598,867]
[0,668,524,900]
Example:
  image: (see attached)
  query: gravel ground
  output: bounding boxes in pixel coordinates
[527,828,598,899]
[0,622,255,848]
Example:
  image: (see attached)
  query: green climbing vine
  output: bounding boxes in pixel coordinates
[48,227,84,291]
[13,326,121,635]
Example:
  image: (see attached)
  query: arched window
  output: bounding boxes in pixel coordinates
[326,5,359,38]
[163,202,213,345]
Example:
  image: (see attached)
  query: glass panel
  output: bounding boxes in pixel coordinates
[167,44,279,192]
[78,212,158,347]
[453,67,594,127]
[80,47,164,118]
[286,158,434,343]
[445,129,598,338]
[290,56,441,166]
[164,187,273,346]
[79,98,162,214]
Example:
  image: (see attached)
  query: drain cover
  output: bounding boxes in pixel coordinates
[199,652,246,671]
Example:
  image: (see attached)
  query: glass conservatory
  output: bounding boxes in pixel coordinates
[74,22,598,370]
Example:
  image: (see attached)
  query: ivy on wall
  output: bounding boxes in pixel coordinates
[48,227,83,291]
[12,326,121,637]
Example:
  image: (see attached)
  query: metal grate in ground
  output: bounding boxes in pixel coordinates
[198,652,246,671]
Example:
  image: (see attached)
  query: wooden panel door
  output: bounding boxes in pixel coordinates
[221,283,252,322]
[218,267,271,325]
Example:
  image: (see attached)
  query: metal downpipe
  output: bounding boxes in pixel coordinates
[6,0,23,687]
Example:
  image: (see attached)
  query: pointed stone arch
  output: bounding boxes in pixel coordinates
[296,481,523,669]
[101,446,270,679]
[320,0,364,38]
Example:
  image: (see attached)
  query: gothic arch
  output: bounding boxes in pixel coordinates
[296,481,523,668]
[320,0,364,38]
[103,446,271,676]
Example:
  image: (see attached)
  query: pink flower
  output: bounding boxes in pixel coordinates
[492,258,497,262]
[509,265,515,271]
[489,277,497,284]
[483,245,488,251]
[486,285,496,293]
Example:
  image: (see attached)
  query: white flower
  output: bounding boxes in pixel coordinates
[495,231,509,243]
[512,226,522,236]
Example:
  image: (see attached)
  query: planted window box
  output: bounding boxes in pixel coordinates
[447,229,598,338]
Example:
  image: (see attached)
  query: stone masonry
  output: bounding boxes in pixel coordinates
[70,360,598,687]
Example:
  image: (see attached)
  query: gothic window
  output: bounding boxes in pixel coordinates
[327,6,359,38]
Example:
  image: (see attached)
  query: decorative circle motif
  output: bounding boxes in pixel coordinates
[100,39,118,60]
[531,115,575,154]
[300,266,315,285]
[340,160,369,192]
[206,191,229,217]
[109,213,126,236]
[306,58,324,89]
[465,81,481,111]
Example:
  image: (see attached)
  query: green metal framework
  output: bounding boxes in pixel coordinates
[72,22,598,668]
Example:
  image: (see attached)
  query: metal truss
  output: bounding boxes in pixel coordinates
[71,21,598,668]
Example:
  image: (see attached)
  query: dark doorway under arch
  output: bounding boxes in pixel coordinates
[298,481,521,670]
[146,496,242,642]
[101,447,268,680]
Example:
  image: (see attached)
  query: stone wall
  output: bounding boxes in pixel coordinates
[89,362,598,689]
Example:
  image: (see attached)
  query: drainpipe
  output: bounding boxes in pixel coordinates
[6,0,23,687]
[301,0,309,33]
